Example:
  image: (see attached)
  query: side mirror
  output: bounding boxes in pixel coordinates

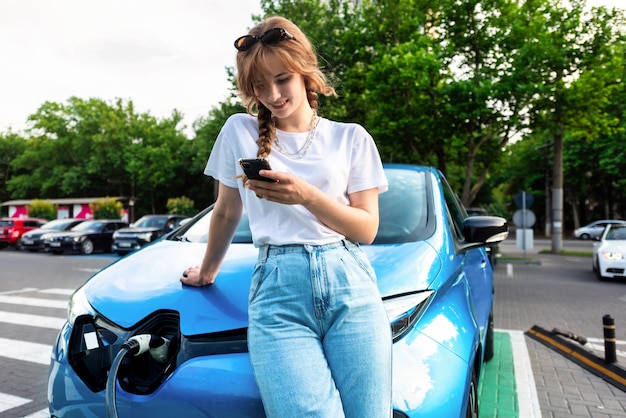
[463,216,509,245]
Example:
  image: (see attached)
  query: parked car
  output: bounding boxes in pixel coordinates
[112,214,189,256]
[19,218,85,252]
[0,217,47,249]
[592,224,626,280]
[574,219,626,240]
[48,165,508,417]
[44,219,128,255]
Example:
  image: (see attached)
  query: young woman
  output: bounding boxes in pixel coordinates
[181,16,392,418]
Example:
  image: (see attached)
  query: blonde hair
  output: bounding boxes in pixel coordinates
[236,16,336,158]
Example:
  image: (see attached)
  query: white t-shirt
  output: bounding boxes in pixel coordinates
[205,113,388,246]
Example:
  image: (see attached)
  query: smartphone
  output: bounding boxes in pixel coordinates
[238,158,277,182]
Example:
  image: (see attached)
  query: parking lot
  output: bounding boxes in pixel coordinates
[2,237,626,417]
[483,237,626,417]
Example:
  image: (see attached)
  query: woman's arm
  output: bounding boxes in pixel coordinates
[246,171,379,244]
[181,183,243,286]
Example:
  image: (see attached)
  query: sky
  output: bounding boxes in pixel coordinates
[0,0,623,136]
[0,0,262,134]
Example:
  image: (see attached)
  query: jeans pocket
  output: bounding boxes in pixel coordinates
[344,246,377,284]
[248,262,266,304]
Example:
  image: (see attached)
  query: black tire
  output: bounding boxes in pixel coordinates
[80,239,94,255]
[466,368,479,418]
[580,233,590,240]
[484,310,495,362]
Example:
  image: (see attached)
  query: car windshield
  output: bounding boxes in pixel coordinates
[42,219,76,230]
[132,217,167,228]
[172,168,433,245]
[71,221,104,232]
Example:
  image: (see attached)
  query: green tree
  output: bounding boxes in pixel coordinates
[0,131,27,201]
[166,196,197,217]
[27,199,56,220]
[90,198,123,220]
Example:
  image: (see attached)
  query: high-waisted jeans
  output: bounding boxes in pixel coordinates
[248,240,392,418]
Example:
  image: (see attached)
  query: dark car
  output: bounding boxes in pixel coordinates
[0,217,48,249]
[48,165,508,417]
[19,218,85,252]
[112,214,188,256]
[44,219,128,255]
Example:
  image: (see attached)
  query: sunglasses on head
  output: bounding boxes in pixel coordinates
[234,27,296,52]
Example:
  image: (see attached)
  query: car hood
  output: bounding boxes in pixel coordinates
[83,240,441,336]
[22,228,49,237]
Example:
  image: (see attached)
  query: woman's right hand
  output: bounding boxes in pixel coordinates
[180,266,214,286]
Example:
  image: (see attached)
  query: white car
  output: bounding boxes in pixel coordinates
[592,224,626,280]
[574,219,626,240]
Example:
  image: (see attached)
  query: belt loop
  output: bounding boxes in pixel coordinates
[258,245,269,262]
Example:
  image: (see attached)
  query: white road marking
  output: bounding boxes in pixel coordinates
[0,337,51,365]
[0,295,67,309]
[39,288,75,296]
[0,392,30,413]
[23,408,50,418]
[509,329,542,417]
[0,311,65,329]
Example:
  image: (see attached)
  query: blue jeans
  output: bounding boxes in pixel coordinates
[248,240,392,418]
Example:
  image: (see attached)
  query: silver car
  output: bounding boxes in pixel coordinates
[574,219,626,240]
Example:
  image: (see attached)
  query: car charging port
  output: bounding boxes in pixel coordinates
[68,312,180,395]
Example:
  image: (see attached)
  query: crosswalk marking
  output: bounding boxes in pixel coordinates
[23,409,50,418]
[39,288,75,296]
[0,337,52,365]
[0,288,75,416]
[0,392,30,413]
[0,295,67,309]
[0,311,66,329]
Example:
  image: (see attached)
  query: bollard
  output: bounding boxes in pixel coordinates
[603,315,617,363]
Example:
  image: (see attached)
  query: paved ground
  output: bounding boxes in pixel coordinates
[490,236,626,418]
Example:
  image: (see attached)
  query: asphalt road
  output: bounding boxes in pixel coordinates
[0,236,622,417]
[0,248,118,417]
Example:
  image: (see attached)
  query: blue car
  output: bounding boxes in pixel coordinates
[48,165,507,417]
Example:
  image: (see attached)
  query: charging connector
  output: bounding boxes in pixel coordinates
[105,334,171,418]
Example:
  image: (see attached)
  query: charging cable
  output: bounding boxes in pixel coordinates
[105,334,170,418]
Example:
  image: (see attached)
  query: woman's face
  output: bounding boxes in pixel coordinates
[252,59,308,124]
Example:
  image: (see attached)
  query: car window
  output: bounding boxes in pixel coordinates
[73,221,103,232]
[374,169,431,244]
[607,226,626,240]
[441,175,466,241]
[0,220,14,227]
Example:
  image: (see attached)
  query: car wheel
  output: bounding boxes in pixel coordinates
[580,233,590,240]
[466,368,479,418]
[80,239,94,255]
[484,310,494,362]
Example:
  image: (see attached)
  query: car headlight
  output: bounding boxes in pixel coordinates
[601,251,624,260]
[68,286,96,326]
[383,290,434,342]
[72,236,85,243]
[137,232,153,242]
[112,231,119,239]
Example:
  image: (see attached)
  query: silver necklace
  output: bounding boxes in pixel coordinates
[273,113,319,159]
